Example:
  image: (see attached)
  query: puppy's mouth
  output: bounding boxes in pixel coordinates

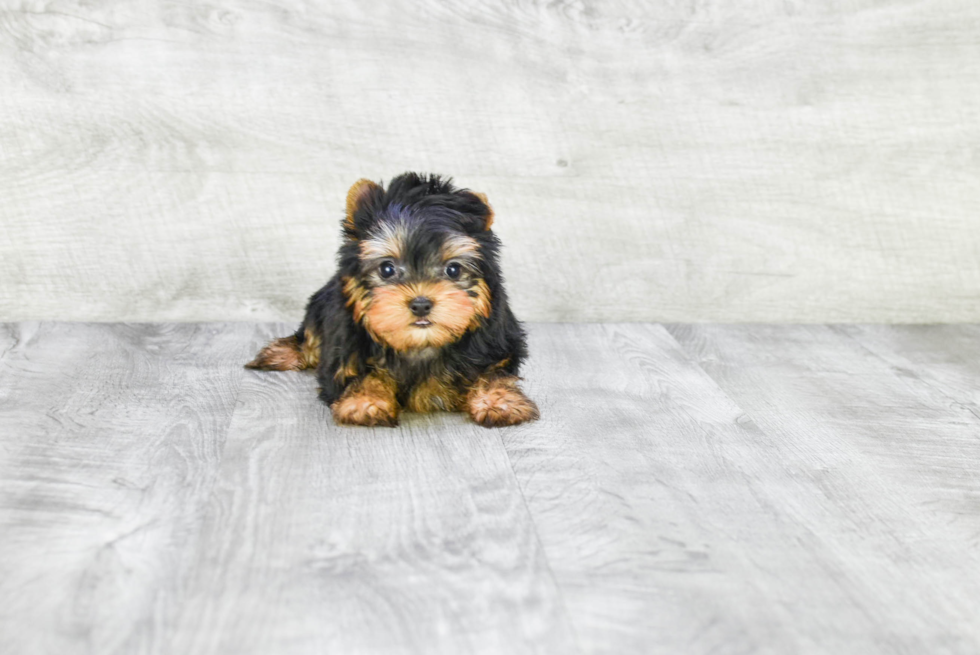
[412,318,432,328]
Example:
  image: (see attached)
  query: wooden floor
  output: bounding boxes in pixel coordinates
[2,322,979,654]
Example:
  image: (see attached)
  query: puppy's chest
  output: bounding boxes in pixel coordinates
[384,355,464,412]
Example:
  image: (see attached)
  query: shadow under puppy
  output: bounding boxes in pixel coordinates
[246,172,539,428]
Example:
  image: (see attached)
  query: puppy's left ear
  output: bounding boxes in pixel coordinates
[461,191,495,232]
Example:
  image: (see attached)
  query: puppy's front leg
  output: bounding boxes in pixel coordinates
[332,372,400,427]
[465,374,539,428]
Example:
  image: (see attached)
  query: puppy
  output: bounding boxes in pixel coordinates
[246,172,539,428]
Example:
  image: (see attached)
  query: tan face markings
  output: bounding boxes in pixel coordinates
[345,223,494,351]
[467,279,492,328]
[359,222,406,262]
[440,234,482,262]
[343,276,371,323]
[364,280,477,351]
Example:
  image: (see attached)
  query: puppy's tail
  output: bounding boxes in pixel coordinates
[245,327,321,371]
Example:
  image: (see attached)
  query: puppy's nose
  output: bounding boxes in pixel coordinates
[409,296,433,317]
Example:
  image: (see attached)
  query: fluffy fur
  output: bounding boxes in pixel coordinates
[246,172,539,428]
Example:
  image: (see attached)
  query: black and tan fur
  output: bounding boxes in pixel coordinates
[246,172,538,428]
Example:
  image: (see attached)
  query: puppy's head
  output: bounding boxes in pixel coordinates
[339,173,498,352]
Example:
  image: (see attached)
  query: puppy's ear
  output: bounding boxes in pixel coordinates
[344,178,383,234]
[460,191,495,232]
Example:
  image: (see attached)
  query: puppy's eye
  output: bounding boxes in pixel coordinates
[379,261,396,279]
[445,262,462,280]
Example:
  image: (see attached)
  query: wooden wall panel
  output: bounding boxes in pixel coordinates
[1,1,978,321]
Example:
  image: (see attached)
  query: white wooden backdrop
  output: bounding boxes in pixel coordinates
[1,0,979,322]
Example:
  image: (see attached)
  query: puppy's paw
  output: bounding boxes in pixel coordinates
[466,377,539,428]
[331,391,399,427]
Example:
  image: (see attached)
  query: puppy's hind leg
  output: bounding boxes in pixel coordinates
[245,327,321,371]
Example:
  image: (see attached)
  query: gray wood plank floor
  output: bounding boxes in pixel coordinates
[2,323,979,654]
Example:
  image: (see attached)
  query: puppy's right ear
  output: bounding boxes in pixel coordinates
[344,178,383,237]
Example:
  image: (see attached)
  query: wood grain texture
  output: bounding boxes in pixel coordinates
[0,322,577,655]
[2,1,980,322]
[509,323,980,654]
[836,324,980,415]
[5,322,980,654]
[164,323,577,655]
[0,322,257,655]
[667,323,980,654]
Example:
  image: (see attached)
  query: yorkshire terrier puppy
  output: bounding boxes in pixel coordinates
[246,172,539,428]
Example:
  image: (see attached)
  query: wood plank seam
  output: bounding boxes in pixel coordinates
[829,324,980,429]
[493,428,587,655]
